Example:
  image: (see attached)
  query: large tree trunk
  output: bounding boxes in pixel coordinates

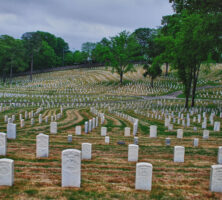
[2,71,6,83]
[30,53,33,81]
[184,68,193,109]
[120,71,123,84]
[10,63,13,83]
[191,65,200,107]
[165,63,169,76]
[185,94,189,109]
[151,77,154,88]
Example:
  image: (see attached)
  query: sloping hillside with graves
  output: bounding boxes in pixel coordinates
[0,65,221,199]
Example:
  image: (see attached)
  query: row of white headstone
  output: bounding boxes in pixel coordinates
[0,148,222,192]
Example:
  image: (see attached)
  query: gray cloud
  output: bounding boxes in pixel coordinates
[0,0,173,50]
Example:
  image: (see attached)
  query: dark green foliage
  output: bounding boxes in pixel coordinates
[103,31,141,84]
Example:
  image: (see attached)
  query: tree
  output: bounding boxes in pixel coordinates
[162,10,222,108]
[133,28,157,61]
[163,0,222,107]
[143,60,162,88]
[0,35,27,82]
[81,42,97,63]
[169,0,222,14]
[22,32,42,81]
[35,41,57,69]
[73,51,88,64]
[92,38,111,64]
[104,31,141,84]
[64,52,74,65]
[55,37,69,67]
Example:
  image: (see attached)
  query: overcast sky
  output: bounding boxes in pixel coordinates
[0,0,173,50]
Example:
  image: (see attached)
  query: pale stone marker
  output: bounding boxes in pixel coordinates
[0,133,6,156]
[214,122,220,132]
[84,122,88,133]
[177,129,183,139]
[134,137,138,145]
[202,121,207,129]
[96,117,98,127]
[39,114,42,124]
[62,149,81,187]
[4,115,8,123]
[210,165,222,192]
[165,138,171,146]
[20,119,25,128]
[133,122,138,136]
[218,147,222,164]
[174,146,185,162]
[81,143,92,160]
[124,127,130,137]
[50,122,57,134]
[45,116,48,123]
[68,135,72,142]
[7,123,16,139]
[89,120,92,132]
[92,118,95,129]
[8,118,12,124]
[101,127,107,136]
[168,124,173,131]
[165,118,169,127]
[193,138,199,147]
[105,136,109,144]
[150,125,157,138]
[0,158,14,186]
[135,162,152,191]
[75,126,81,135]
[31,118,34,125]
[128,144,139,162]
[36,133,49,157]
[203,130,209,139]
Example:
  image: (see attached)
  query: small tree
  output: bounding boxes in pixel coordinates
[105,31,141,84]
[143,60,162,88]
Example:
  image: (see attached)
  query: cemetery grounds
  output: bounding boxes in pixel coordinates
[0,65,222,199]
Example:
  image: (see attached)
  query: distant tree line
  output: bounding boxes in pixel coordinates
[0,0,221,108]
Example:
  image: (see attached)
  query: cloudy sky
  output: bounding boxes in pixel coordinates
[0,0,173,50]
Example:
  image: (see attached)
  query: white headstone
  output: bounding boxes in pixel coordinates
[84,122,88,133]
[203,130,209,139]
[62,149,81,187]
[75,126,81,135]
[36,133,49,157]
[101,127,107,136]
[0,133,6,156]
[50,122,57,134]
[135,162,152,191]
[39,114,42,124]
[0,158,14,186]
[218,147,222,164]
[105,136,109,144]
[7,123,16,139]
[20,119,25,128]
[174,146,185,162]
[193,138,199,147]
[81,143,92,160]
[150,125,157,138]
[124,127,130,137]
[177,129,183,139]
[168,124,173,131]
[210,165,222,192]
[128,144,139,162]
